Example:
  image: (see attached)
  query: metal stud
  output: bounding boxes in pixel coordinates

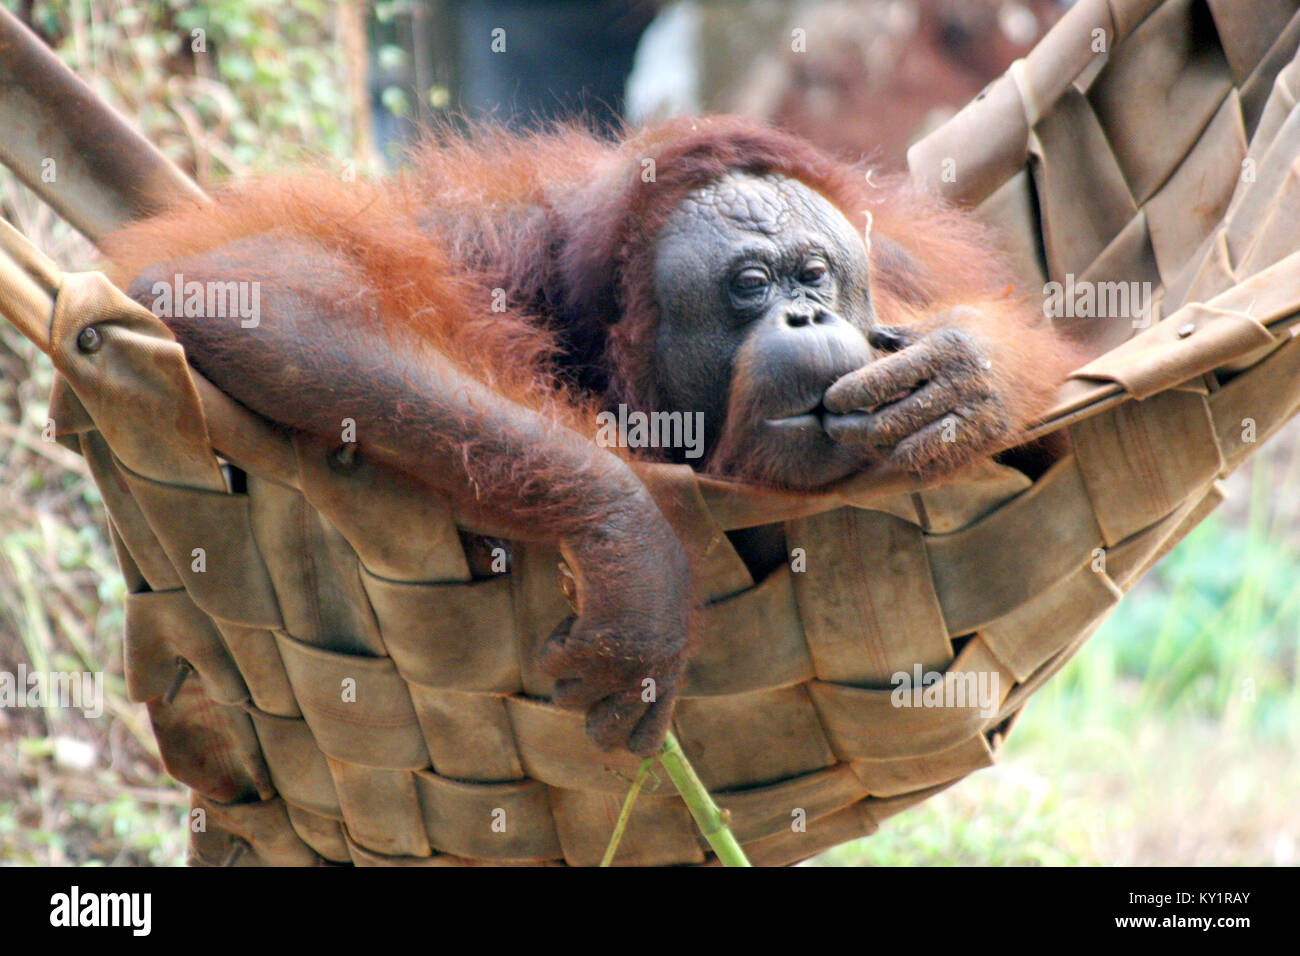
[76,326,102,352]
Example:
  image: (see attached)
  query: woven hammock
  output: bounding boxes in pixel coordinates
[3,0,1300,866]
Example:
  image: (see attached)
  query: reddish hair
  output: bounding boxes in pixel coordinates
[105,115,1073,472]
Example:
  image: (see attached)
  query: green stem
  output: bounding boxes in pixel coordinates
[659,731,752,867]
[600,756,654,866]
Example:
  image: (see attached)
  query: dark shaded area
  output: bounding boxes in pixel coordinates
[453,0,656,131]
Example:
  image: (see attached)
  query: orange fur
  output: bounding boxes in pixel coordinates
[103,116,1079,494]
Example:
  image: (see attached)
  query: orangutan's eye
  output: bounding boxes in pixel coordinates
[731,267,771,295]
[800,259,829,284]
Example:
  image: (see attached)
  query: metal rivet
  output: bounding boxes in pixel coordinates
[1177,323,1196,338]
[76,326,102,352]
[163,658,193,704]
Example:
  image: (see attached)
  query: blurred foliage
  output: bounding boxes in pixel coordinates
[372,0,412,120]
[1053,511,1300,742]
[8,0,355,180]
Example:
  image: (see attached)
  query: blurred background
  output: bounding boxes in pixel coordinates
[0,0,1295,866]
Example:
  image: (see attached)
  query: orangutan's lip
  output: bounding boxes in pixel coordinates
[764,379,915,427]
[764,401,828,432]
[774,386,915,424]
[765,399,827,425]
[763,414,819,431]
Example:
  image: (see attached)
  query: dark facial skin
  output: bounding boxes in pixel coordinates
[651,171,881,487]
